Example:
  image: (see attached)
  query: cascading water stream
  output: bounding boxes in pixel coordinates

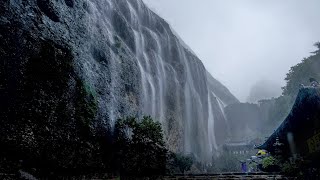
[115,0,237,160]
[89,0,238,160]
[208,92,218,153]
[212,91,231,137]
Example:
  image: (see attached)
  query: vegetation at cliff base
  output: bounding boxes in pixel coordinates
[166,153,194,174]
[114,116,195,177]
[114,116,167,177]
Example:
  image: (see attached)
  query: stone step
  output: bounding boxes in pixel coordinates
[164,174,295,180]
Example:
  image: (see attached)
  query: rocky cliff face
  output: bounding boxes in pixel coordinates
[0,0,238,162]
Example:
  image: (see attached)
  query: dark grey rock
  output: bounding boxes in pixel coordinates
[0,0,238,163]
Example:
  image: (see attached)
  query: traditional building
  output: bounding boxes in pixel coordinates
[257,87,320,165]
[223,138,263,155]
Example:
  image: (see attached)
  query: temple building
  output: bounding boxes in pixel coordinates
[257,87,320,166]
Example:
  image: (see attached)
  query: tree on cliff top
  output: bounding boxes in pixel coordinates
[282,42,320,96]
[311,42,320,55]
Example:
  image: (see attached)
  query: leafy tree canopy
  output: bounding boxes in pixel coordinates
[282,42,320,96]
[166,153,193,174]
[114,116,167,177]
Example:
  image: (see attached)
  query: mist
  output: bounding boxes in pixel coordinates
[142,0,320,101]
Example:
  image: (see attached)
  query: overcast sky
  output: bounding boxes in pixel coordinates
[142,0,320,101]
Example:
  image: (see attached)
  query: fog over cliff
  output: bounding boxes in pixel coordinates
[247,80,282,103]
[143,0,320,101]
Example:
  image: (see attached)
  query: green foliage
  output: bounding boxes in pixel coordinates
[263,42,320,127]
[114,116,167,177]
[262,156,278,169]
[282,43,320,96]
[166,153,193,174]
[175,154,193,173]
[75,80,98,129]
[279,159,320,178]
[83,81,98,99]
[281,161,299,176]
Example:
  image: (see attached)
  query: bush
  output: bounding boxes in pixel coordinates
[261,156,280,172]
[281,161,299,176]
[262,156,277,169]
[166,153,193,174]
[114,116,167,177]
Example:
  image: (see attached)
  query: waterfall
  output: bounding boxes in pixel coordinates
[15,0,239,161]
[104,0,238,160]
[208,92,218,153]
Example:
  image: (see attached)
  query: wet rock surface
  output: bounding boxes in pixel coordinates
[0,0,238,171]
